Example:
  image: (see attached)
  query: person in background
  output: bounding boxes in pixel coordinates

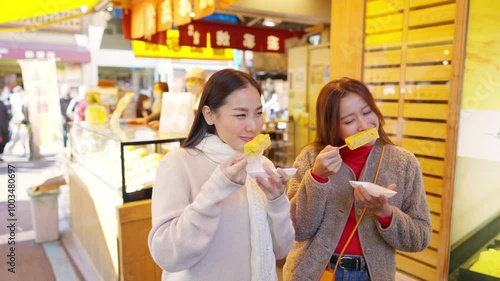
[73,96,87,121]
[151,81,169,116]
[0,100,10,161]
[127,81,169,130]
[4,85,27,155]
[185,67,208,111]
[148,69,294,281]
[60,87,76,147]
[283,77,431,281]
[261,78,281,121]
[65,86,85,122]
[1,84,11,103]
[136,92,152,118]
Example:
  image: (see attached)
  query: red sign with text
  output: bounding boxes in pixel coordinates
[178,20,303,53]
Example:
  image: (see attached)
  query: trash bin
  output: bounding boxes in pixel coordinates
[27,186,60,243]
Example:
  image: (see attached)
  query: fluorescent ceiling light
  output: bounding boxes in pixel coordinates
[262,18,281,27]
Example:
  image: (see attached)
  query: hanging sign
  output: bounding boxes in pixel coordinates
[130,0,158,39]
[178,20,304,53]
[122,0,239,42]
[157,0,173,31]
[18,59,61,146]
[173,0,192,26]
[193,0,215,19]
[123,8,167,45]
[132,29,233,60]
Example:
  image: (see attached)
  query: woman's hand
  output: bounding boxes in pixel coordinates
[312,145,343,178]
[255,163,290,201]
[220,153,248,185]
[126,117,147,125]
[148,120,159,130]
[353,184,397,217]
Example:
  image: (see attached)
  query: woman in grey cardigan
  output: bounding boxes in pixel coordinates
[283,78,431,281]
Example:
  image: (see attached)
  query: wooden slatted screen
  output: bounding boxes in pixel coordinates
[364,0,457,280]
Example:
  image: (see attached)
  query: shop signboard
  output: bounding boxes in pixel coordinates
[18,59,61,147]
[172,0,192,26]
[0,0,99,24]
[127,0,222,39]
[158,0,173,31]
[192,0,216,20]
[0,41,90,63]
[131,0,159,39]
[178,20,304,54]
[132,29,233,60]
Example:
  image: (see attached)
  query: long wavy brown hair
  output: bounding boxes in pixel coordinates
[314,77,393,150]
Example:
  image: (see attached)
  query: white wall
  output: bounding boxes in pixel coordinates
[450,0,500,247]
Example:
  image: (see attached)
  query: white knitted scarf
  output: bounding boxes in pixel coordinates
[195,134,277,281]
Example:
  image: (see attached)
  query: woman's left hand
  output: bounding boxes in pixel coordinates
[255,163,290,201]
[354,184,397,217]
[148,120,160,130]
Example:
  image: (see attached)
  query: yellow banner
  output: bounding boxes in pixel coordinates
[132,30,233,60]
[0,0,99,24]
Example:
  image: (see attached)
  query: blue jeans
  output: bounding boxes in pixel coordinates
[332,267,371,281]
[329,254,370,281]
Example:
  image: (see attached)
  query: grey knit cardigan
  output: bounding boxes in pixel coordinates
[283,141,432,281]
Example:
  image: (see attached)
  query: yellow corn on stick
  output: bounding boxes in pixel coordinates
[244,134,272,156]
[340,128,379,150]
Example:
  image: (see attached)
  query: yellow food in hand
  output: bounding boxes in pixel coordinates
[344,127,379,150]
[244,134,271,156]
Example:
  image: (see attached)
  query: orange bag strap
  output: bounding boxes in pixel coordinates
[330,145,386,280]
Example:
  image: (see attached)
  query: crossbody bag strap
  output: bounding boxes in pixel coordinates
[329,145,386,280]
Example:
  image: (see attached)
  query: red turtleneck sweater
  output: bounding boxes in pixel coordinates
[311,144,391,255]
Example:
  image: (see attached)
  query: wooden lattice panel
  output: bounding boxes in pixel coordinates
[363,0,459,280]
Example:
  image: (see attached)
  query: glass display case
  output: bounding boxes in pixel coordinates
[70,121,186,203]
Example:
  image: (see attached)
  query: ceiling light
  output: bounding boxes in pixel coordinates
[262,18,281,27]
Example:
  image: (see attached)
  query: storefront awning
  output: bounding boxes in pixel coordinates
[0,41,91,63]
[0,0,100,24]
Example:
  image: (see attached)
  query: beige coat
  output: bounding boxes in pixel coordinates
[283,141,431,281]
[148,148,294,281]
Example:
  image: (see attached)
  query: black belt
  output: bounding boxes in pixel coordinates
[330,255,366,271]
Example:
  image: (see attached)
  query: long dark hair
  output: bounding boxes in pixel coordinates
[154,81,169,93]
[314,77,393,150]
[182,69,262,148]
[136,94,151,118]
